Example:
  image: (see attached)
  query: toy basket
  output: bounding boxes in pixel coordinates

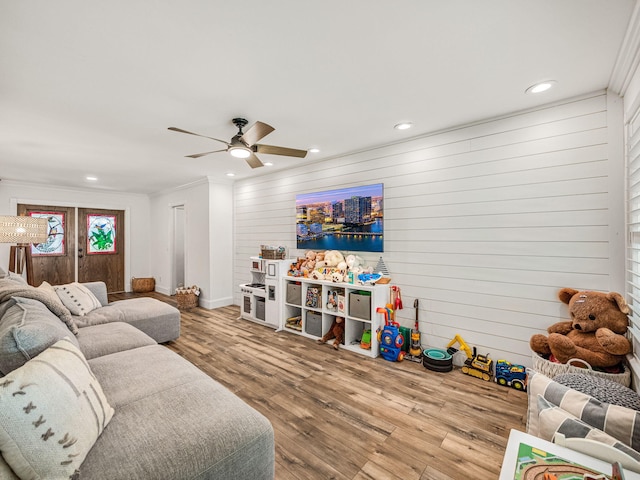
[131,277,155,293]
[531,351,631,387]
[175,285,200,310]
[261,248,286,260]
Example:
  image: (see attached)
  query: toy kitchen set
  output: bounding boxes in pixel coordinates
[240,254,290,328]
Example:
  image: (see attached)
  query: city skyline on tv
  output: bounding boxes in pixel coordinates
[295,183,383,253]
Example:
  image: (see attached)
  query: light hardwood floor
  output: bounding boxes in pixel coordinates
[111,292,528,479]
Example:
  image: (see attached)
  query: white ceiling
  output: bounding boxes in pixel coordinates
[0,1,636,194]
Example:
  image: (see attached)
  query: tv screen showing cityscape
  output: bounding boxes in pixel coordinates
[296,183,383,253]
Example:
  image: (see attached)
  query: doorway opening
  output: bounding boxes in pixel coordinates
[171,205,186,295]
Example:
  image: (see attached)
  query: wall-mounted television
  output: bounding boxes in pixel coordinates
[296,183,383,252]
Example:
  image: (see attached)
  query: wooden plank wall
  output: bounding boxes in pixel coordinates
[234,91,617,367]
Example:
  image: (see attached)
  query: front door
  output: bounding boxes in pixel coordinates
[17,204,76,286]
[78,208,125,292]
[17,204,125,293]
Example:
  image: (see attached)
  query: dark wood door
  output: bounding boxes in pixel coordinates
[17,204,75,286]
[78,208,125,292]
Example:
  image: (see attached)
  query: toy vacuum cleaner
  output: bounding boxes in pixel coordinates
[405,298,423,363]
[377,306,404,362]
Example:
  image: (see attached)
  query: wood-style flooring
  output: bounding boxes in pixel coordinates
[110,292,528,480]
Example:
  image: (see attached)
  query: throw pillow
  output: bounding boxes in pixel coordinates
[54,282,102,316]
[0,337,114,479]
[528,370,640,451]
[36,281,69,315]
[0,297,80,375]
[537,395,640,463]
[554,372,640,411]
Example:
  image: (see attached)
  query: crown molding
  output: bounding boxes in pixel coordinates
[610,0,640,95]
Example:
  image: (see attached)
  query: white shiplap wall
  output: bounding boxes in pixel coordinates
[234,91,622,367]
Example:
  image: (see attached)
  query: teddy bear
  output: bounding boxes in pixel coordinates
[330,270,346,283]
[313,250,327,269]
[530,288,632,369]
[324,250,345,268]
[317,317,344,350]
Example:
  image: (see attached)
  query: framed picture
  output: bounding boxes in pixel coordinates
[87,214,117,254]
[30,211,66,256]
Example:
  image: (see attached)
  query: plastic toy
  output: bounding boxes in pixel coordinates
[410,298,421,357]
[377,307,404,362]
[360,329,371,349]
[494,360,527,391]
[446,334,473,359]
[461,349,493,381]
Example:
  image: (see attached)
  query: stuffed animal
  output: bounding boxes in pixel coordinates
[324,250,345,268]
[530,288,632,368]
[330,270,346,283]
[317,317,344,350]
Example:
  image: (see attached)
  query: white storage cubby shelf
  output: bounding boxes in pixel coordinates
[281,276,387,358]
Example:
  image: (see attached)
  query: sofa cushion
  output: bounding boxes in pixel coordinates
[84,345,274,480]
[537,395,640,472]
[54,282,102,316]
[75,298,180,343]
[0,338,114,480]
[76,322,156,360]
[0,296,80,375]
[528,370,640,451]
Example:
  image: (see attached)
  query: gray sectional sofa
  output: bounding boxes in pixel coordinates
[0,270,275,480]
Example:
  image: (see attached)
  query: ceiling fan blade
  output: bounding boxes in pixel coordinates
[240,121,275,146]
[255,144,308,158]
[245,153,264,169]
[168,127,229,145]
[186,149,227,158]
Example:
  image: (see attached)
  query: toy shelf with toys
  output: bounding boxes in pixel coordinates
[281,276,388,358]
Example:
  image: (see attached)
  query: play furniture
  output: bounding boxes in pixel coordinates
[500,429,640,479]
[281,276,387,357]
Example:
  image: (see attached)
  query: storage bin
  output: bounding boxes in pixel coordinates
[132,277,155,293]
[349,291,371,320]
[286,283,301,305]
[305,311,322,337]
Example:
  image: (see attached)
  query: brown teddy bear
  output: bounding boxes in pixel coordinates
[317,317,344,350]
[530,288,632,368]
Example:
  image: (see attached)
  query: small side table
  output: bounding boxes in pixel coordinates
[499,429,640,479]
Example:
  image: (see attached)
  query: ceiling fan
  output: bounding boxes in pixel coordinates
[168,118,308,169]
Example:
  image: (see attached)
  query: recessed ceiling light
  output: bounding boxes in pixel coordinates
[226,173,235,177]
[308,147,320,153]
[85,176,98,181]
[525,80,557,94]
[264,162,273,167]
[394,122,412,130]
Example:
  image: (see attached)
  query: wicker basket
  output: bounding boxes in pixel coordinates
[531,351,631,387]
[175,286,200,310]
[261,248,286,260]
[176,292,198,310]
[131,277,155,293]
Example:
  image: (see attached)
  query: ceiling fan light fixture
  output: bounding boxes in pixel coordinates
[308,147,320,153]
[229,146,251,159]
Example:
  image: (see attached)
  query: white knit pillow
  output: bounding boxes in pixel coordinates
[54,282,102,316]
[0,338,114,479]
